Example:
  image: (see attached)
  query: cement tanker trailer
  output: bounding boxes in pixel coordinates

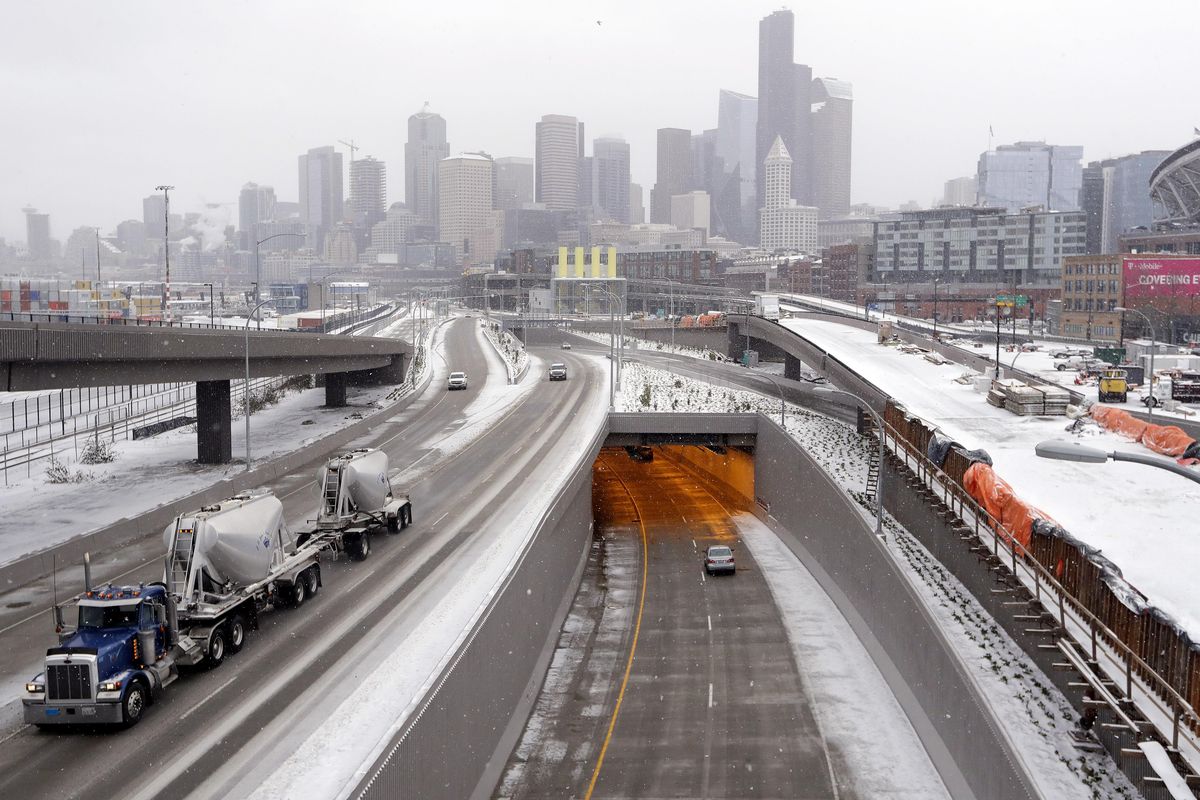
[295,447,413,561]
[22,490,323,727]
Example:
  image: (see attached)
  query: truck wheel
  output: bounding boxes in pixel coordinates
[122,680,148,727]
[291,578,307,608]
[304,567,320,597]
[227,615,247,654]
[207,627,227,668]
[387,514,399,533]
[349,532,371,561]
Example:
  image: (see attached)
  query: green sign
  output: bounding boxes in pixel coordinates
[995,293,1029,307]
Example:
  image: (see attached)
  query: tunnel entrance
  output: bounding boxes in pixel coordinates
[496,442,850,799]
[598,444,754,516]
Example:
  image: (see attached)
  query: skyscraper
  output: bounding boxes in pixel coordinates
[405,105,449,228]
[494,157,534,210]
[1081,150,1171,253]
[438,153,495,266]
[594,138,631,223]
[810,77,853,219]
[716,89,758,242]
[350,156,387,228]
[298,145,343,249]
[143,194,166,240]
[671,191,711,237]
[630,183,645,224]
[757,10,812,208]
[535,114,581,211]
[977,142,1084,212]
[238,183,277,249]
[652,128,693,224]
[759,137,818,253]
[23,207,52,262]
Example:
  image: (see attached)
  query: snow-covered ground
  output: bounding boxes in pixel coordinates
[572,328,731,363]
[782,317,1200,640]
[735,513,952,799]
[0,314,441,569]
[615,360,1138,797]
[947,335,1200,422]
[480,319,529,382]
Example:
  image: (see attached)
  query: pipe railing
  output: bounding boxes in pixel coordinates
[877,415,1200,757]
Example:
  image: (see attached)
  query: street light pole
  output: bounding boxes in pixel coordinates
[155,185,174,322]
[755,372,787,427]
[1035,440,1200,485]
[1115,306,1157,414]
[244,298,274,472]
[94,228,102,289]
[820,387,887,540]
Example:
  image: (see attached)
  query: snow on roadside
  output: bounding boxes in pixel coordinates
[242,351,610,800]
[0,381,392,567]
[480,319,529,382]
[616,359,1136,797]
[571,328,730,363]
[734,513,951,799]
[0,317,452,569]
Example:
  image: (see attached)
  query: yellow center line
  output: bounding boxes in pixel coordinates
[584,457,649,800]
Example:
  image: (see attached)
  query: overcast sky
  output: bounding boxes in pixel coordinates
[2,0,1196,243]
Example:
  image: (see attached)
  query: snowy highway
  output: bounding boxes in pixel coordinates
[0,314,609,798]
[497,447,948,798]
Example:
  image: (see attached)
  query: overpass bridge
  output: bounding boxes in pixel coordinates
[0,319,410,463]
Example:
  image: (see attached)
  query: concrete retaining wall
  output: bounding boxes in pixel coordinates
[355,425,606,800]
[753,416,1039,800]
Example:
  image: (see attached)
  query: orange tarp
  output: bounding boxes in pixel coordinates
[1091,406,1196,458]
[963,462,1054,551]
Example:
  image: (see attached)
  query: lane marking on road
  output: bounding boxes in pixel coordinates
[513,445,523,454]
[691,538,696,550]
[483,472,495,483]
[179,675,239,722]
[431,512,448,527]
[584,458,649,800]
[700,569,706,583]
[708,682,714,708]
[707,614,712,631]
[0,723,30,746]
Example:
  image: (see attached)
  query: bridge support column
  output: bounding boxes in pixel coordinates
[325,371,347,407]
[196,380,232,464]
[784,354,807,381]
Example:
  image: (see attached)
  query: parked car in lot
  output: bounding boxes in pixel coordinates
[704,545,736,575]
[1050,348,1090,359]
[1056,355,1105,372]
[548,363,568,381]
[447,371,468,390]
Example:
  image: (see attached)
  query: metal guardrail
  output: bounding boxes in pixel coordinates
[0,375,283,484]
[750,311,1200,773]
[880,414,1200,761]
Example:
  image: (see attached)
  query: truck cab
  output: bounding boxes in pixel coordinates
[23,583,175,727]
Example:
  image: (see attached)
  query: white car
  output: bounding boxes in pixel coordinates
[447,371,468,390]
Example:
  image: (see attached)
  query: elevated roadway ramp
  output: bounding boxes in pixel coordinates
[0,318,411,463]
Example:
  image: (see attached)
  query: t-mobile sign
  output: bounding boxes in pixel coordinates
[1123,258,1200,299]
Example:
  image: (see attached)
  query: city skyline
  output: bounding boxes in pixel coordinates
[2,1,1196,242]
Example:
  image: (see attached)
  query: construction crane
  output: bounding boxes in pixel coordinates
[338,138,358,164]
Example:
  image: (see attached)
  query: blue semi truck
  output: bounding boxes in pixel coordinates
[21,449,412,727]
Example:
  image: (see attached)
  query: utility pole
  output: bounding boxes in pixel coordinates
[156,185,174,322]
[94,228,102,288]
